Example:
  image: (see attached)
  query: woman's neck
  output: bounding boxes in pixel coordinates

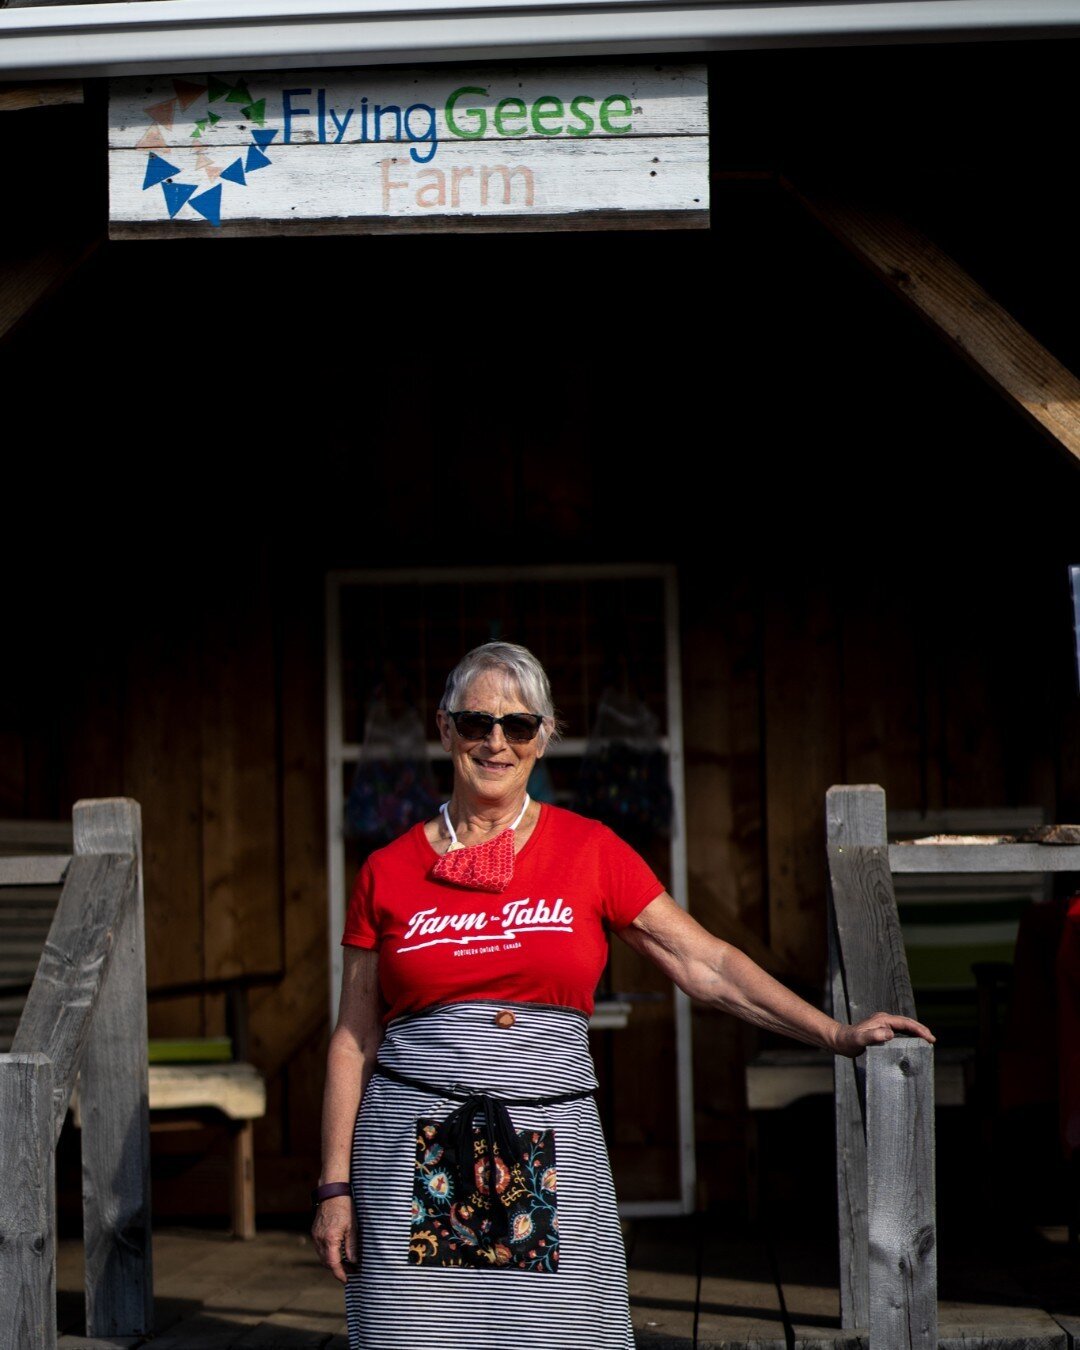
[444,791,529,838]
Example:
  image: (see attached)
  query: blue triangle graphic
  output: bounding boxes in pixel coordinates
[143,152,181,191]
[161,180,198,218]
[252,128,278,150]
[245,144,272,173]
[220,158,247,187]
[189,184,222,227]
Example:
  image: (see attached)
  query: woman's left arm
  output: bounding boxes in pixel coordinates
[618,892,935,1059]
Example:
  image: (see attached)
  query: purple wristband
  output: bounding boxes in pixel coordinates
[312,1181,351,1207]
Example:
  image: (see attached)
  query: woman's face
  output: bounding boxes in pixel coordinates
[437,668,545,807]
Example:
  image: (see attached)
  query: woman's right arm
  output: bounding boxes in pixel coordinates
[312,946,384,1284]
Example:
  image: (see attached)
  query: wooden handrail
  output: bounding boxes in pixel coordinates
[829,843,916,1023]
[0,856,70,886]
[12,851,137,1140]
[0,798,152,1349]
[828,784,1079,1345]
[890,843,1080,873]
[1,967,285,1004]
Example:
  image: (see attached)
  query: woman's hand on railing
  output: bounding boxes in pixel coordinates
[312,1195,358,1284]
[832,1012,936,1059]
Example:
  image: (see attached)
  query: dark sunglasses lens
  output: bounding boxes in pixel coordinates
[502,715,541,742]
[454,713,495,740]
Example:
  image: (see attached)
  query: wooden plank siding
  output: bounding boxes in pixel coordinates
[4,187,1079,1216]
[764,576,844,987]
[838,569,924,809]
[682,570,769,1207]
[124,610,205,1039]
[250,562,331,1165]
[3,43,1080,1230]
[201,558,282,986]
[3,532,1080,1216]
[0,556,318,1213]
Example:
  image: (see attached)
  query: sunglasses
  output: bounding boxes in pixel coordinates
[444,710,545,743]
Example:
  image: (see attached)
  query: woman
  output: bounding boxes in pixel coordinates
[313,641,934,1350]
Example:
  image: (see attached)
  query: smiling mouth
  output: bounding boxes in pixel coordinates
[474,759,514,771]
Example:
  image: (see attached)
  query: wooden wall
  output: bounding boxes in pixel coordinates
[4,92,1079,1212]
[680,534,1080,1203]
[1,550,332,1212]
[4,517,1076,1215]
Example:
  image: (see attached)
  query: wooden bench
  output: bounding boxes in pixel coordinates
[71,1049,267,1242]
[0,816,267,1244]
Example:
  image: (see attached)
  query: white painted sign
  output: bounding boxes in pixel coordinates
[108,65,709,237]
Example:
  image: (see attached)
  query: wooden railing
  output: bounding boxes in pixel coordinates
[826,785,937,1349]
[0,798,151,1349]
[827,784,1080,1347]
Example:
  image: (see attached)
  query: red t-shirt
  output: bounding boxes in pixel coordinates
[342,804,666,1023]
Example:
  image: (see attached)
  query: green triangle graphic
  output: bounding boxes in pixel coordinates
[227,80,252,105]
[208,75,232,103]
[208,111,222,126]
[191,118,207,139]
[240,100,266,127]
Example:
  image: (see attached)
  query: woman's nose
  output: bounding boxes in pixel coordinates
[484,721,508,748]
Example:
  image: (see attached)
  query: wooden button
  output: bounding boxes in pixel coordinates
[494,1010,516,1029]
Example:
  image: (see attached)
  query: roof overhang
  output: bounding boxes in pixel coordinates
[1,0,1079,80]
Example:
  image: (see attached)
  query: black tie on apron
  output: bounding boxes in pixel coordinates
[444,1092,521,1235]
[373,1062,593,1241]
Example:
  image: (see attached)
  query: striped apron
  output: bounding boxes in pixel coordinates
[346,1000,634,1350]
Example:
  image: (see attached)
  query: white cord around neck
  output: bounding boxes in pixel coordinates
[440,794,531,849]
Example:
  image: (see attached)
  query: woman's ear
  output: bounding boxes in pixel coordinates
[436,709,453,752]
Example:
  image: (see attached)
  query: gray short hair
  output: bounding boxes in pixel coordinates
[440,642,560,748]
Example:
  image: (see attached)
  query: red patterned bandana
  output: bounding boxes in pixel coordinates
[430,797,530,895]
[430,829,516,894]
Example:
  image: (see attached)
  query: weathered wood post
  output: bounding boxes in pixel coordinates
[826,784,937,1348]
[867,1037,936,1348]
[75,798,153,1336]
[0,1054,56,1350]
[827,880,869,1330]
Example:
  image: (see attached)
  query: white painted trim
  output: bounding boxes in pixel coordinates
[619,1198,690,1218]
[329,563,680,585]
[663,563,696,1215]
[3,0,1078,79]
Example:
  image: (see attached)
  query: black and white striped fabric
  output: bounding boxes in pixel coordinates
[346,1001,634,1350]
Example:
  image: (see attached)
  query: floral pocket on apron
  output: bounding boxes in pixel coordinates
[408,1119,558,1272]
